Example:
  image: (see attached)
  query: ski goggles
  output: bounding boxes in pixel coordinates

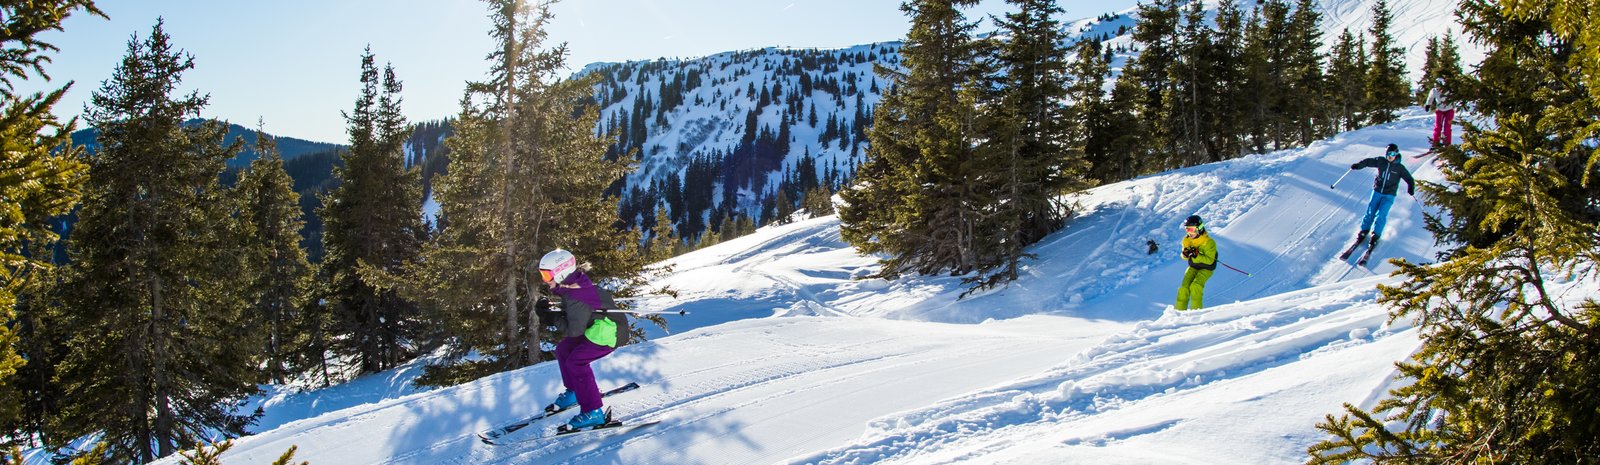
[1386,149,1400,158]
[539,269,555,283]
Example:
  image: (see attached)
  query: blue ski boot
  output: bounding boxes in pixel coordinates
[543,390,577,414]
[565,408,609,430]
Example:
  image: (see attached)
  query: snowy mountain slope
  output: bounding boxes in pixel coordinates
[632,111,1446,327]
[594,0,1473,239]
[152,110,1503,465]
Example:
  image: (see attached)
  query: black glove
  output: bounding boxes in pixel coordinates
[1350,163,1360,170]
[1182,247,1198,259]
[1408,186,1415,196]
[534,297,556,322]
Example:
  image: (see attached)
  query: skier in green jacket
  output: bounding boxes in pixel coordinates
[1176,215,1218,310]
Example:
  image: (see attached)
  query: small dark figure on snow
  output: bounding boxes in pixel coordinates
[1346,144,1416,254]
[536,249,631,432]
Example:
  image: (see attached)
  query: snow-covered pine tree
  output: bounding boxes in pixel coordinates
[234,125,314,385]
[54,20,257,463]
[1360,0,1409,126]
[1308,0,1600,461]
[317,49,426,376]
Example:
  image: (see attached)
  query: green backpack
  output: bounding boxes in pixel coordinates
[584,317,618,347]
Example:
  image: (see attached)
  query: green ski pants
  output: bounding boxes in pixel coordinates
[1175,267,1214,310]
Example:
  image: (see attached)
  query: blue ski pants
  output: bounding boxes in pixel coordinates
[1359,191,1397,239]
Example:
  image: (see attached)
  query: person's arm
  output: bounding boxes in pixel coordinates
[562,298,596,339]
[1351,157,1378,170]
[1198,237,1218,266]
[1402,166,1416,196]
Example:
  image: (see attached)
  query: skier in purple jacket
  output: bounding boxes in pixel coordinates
[537,249,630,431]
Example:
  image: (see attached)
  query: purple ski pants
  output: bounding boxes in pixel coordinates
[555,337,615,412]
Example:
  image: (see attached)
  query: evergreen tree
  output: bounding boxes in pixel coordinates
[1284,0,1327,144]
[54,21,257,463]
[380,0,641,371]
[0,0,102,446]
[840,0,985,279]
[1241,0,1292,151]
[800,185,835,217]
[647,205,677,262]
[1208,0,1249,160]
[1100,63,1151,181]
[1308,1,1600,462]
[234,125,313,384]
[1361,0,1409,125]
[1165,0,1217,165]
[1124,0,1182,159]
[1065,39,1114,184]
[317,48,427,375]
[1417,32,1464,101]
[1325,29,1368,131]
[969,0,1089,290]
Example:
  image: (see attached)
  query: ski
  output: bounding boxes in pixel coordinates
[1357,244,1376,266]
[486,420,661,445]
[477,382,641,443]
[1338,236,1366,260]
[1411,148,1436,159]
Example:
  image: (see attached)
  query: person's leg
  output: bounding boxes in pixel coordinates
[1175,268,1197,310]
[1442,109,1455,145]
[559,339,617,412]
[1185,269,1214,309]
[1360,190,1384,232]
[1370,194,1397,240]
[555,337,579,392]
[1433,110,1447,144]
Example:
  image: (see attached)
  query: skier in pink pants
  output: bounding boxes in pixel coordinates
[1425,78,1455,148]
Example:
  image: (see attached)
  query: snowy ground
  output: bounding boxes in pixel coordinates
[147,110,1539,465]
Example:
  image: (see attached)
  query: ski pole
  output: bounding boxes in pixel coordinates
[1217,261,1252,277]
[611,309,690,316]
[1329,168,1353,189]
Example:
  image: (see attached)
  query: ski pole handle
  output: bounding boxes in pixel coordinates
[1330,168,1352,189]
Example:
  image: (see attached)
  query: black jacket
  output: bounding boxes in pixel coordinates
[1353,156,1415,195]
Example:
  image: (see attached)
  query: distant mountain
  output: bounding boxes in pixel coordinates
[583,0,1469,242]
[69,119,345,168]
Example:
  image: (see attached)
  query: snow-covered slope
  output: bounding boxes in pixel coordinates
[147,110,1526,465]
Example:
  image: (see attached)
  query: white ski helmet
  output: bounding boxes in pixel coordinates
[538,249,577,284]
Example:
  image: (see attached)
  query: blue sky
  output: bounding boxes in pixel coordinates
[20,0,1137,144]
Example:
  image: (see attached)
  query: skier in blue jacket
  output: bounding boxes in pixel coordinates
[1346,143,1416,251]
